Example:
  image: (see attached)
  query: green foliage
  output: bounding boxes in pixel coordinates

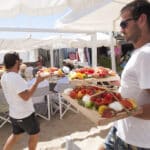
[97,56,111,68]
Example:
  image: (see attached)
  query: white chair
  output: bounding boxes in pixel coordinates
[32,86,51,120]
[0,89,11,128]
[52,81,78,119]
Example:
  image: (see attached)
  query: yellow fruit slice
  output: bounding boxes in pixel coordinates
[77,91,84,99]
[128,99,137,109]
[76,72,84,79]
[98,105,108,115]
[58,69,64,76]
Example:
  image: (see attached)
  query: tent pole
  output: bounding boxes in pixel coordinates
[109,31,116,71]
[91,33,97,67]
[110,15,120,72]
[50,49,54,67]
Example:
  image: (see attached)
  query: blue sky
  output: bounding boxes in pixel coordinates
[0,12,67,39]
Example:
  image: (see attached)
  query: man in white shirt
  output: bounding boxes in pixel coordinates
[1,52,47,150]
[99,0,150,149]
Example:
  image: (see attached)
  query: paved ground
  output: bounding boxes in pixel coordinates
[0,111,112,150]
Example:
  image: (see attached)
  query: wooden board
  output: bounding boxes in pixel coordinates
[62,93,143,126]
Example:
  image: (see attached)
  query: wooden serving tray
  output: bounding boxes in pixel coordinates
[62,93,143,126]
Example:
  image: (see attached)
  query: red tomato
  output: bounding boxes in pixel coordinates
[69,91,77,99]
[81,89,86,95]
[114,93,122,100]
[102,108,116,118]
[87,69,95,74]
[90,96,96,102]
[103,93,113,103]
[85,89,93,95]
[94,98,103,105]
[101,97,113,105]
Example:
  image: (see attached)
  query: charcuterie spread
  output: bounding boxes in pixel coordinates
[62,85,143,125]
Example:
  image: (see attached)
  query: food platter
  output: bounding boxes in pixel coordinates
[69,75,120,85]
[62,93,143,125]
[69,76,120,92]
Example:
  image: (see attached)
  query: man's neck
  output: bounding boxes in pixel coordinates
[7,68,18,73]
[134,29,150,48]
[134,36,150,49]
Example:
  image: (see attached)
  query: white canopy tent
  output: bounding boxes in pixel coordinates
[0,33,111,50]
[0,0,138,70]
[56,0,134,32]
[56,0,137,70]
[0,33,111,64]
[0,0,68,17]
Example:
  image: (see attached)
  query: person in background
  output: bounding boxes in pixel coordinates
[54,61,74,92]
[61,61,70,74]
[1,52,48,150]
[120,43,134,69]
[99,0,150,149]
[19,63,27,79]
[32,60,43,79]
[24,65,34,81]
[37,55,45,66]
[62,61,74,74]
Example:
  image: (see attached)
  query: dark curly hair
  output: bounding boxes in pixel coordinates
[3,52,21,69]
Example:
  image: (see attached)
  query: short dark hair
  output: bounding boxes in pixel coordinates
[121,0,150,28]
[3,52,20,69]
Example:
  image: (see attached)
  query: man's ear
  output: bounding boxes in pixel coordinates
[16,60,19,63]
[138,13,147,27]
[15,60,20,65]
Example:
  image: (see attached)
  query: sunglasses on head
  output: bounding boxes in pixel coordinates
[120,17,137,29]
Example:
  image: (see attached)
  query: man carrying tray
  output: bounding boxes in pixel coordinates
[99,0,150,149]
[1,52,49,150]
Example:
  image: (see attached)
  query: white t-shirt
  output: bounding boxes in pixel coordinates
[1,72,34,119]
[115,43,150,148]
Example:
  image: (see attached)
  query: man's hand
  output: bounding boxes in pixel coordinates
[135,103,150,120]
[19,73,50,101]
[36,72,48,84]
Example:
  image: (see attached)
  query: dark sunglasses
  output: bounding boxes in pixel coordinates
[120,18,137,29]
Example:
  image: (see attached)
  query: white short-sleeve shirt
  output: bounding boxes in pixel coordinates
[115,43,150,148]
[1,72,34,119]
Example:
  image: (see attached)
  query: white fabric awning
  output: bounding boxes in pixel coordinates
[56,0,134,32]
[0,0,110,18]
[0,0,68,17]
[0,38,42,50]
[0,32,111,51]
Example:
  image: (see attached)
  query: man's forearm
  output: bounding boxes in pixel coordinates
[19,80,39,101]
